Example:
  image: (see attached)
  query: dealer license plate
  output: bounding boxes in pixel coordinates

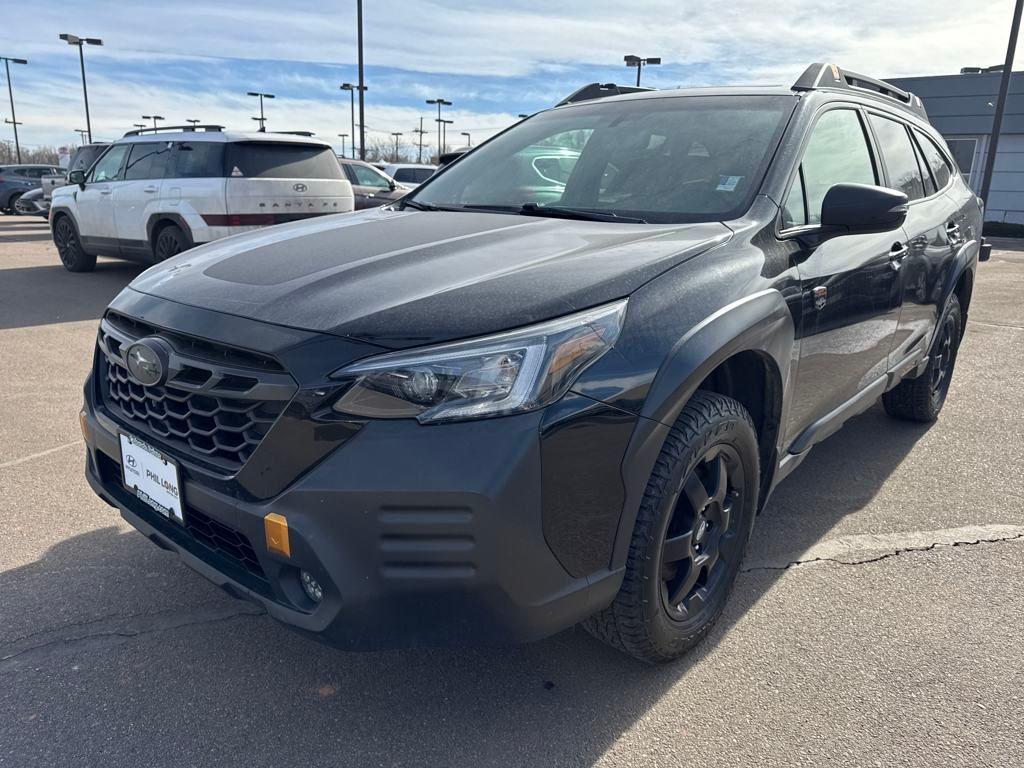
[119,432,184,524]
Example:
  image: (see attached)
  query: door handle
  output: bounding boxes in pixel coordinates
[143,186,159,193]
[889,242,909,271]
[99,189,112,196]
[946,221,962,244]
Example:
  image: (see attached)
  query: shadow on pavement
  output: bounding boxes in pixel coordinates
[0,262,144,330]
[0,403,930,766]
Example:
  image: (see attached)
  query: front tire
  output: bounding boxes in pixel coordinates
[53,215,96,273]
[585,391,760,664]
[7,192,25,215]
[882,294,962,423]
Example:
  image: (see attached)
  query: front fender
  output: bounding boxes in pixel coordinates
[608,288,795,569]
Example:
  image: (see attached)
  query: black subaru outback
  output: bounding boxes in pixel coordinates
[82,64,988,663]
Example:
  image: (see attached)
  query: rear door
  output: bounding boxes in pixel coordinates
[112,141,172,250]
[223,142,354,223]
[782,106,904,442]
[76,144,130,248]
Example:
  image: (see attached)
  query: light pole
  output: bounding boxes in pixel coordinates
[460,131,471,147]
[426,98,452,159]
[517,113,529,119]
[439,118,454,153]
[979,0,1024,210]
[142,114,164,129]
[390,131,403,161]
[337,133,348,158]
[356,0,367,161]
[413,117,426,163]
[1,56,27,163]
[340,83,367,159]
[624,54,661,87]
[74,129,88,144]
[247,91,274,132]
[59,34,103,143]
[186,118,200,127]
[132,123,146,130]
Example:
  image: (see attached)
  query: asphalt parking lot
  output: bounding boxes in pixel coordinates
[1,215,1022,767]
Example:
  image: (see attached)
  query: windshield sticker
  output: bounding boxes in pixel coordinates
[716,175,743,192]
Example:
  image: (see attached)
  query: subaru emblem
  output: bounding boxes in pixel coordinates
[124,338,171,387]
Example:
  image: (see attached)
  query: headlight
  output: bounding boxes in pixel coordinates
[332,299,627,424]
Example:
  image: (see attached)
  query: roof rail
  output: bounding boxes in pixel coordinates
[122,124,225,137]
[556,82,655,107]
[272,130,316,137]
[792,63,928,120]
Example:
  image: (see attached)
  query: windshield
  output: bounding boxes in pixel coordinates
[411,95,795,223]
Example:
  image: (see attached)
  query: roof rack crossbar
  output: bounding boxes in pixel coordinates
[792,63,928,120]
[122,124,225,137]
[556,82,655,107]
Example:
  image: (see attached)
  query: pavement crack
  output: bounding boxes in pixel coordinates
[742,529,1024,573]
[0,603,265,672]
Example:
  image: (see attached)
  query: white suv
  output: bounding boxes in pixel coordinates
[49,126,355,272]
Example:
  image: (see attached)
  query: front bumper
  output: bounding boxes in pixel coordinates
[83,347,629,649]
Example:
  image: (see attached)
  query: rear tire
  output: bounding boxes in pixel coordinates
[7,192,24,215]
[585,391,760,664]
[53,215,96,273]
[153,224,186,261]
[882,294,962,423]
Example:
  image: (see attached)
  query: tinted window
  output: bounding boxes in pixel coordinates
[912,137,936,196]
[393,167,434,184]
[914,130,953,191]
[170,142,225,178]
[869,115,924,201]
[89,145,130,182]
[124,142,172,181]
[70,145,106,173]
[413,95,795,224]
[797,109,876,225]
[225,143,343,179]
[348,163,392,188]
[16,167,46,178]
[946,139,977,176]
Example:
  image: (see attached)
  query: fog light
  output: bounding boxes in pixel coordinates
[300,570,324,603]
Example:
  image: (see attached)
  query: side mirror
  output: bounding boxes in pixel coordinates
[820,182,908,235]
[68,169,87,189]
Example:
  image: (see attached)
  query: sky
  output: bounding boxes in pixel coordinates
[0,0,1018,158]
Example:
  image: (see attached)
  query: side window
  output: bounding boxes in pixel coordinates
[783,170,806,228]
[169,142,225,178]
[124,142,172,181]
[913,130,953,191]
[868,115,925,201]
[795,109,877,225]
[349,163,391,188]
[88,145,130,182]
[912,138,936,196]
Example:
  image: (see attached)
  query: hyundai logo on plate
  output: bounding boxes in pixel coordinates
[293,183,308,192]
[125,338,171,387]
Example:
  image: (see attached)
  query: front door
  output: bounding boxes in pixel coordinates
[77,144,130,252]
[781,107,903,442]
[112,141,172,252]
[344,162,395,208]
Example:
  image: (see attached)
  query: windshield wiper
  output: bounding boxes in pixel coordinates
[518,203,647,224]
[401,199,441,211]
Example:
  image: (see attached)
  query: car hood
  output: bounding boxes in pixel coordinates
[129,207,731,349]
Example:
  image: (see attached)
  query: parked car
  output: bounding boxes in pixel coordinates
[50,126,354,271]
[379,163,436,188]
[41,143,108,200]
[14,187,49,216]
[337,158,409,208]
[82,64,989,663]
[0,164,64,214]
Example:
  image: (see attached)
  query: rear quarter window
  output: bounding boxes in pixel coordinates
[169,142,226,178]
[225,144,343,179]
[394,168,434,184]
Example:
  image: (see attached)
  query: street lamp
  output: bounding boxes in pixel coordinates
[439,118,454,153]
[426,98,452,159]
[340,83,367,159]
[142,114,164,129]
[390,131,403,161]
[460,131,471,147]
[132,123,146,130]
[247,91,274,132]
[59,34,103,143]
[74,129,88,143]
[186,118,200,127]
[1,56,27,163]
[624,54,661,87]
[517,113,529,119]
[337,133,348,158]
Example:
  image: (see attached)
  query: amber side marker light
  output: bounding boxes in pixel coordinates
[264,513,291,557]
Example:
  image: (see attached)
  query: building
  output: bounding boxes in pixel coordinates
[889,69,1023,226]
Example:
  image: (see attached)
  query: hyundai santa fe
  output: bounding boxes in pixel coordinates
[81,64,989,663]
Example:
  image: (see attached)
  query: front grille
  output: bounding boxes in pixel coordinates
[97,313,297,472]
[184,506,265,580]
